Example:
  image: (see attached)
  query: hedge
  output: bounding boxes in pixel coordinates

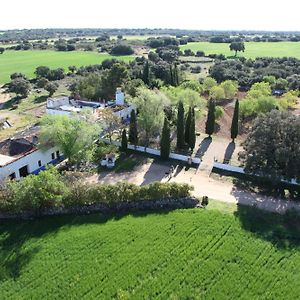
[0,168,193,213]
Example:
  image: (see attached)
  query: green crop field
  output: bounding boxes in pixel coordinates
[180,41,300,59]
[0,50,134,84]
[1,204,300,299]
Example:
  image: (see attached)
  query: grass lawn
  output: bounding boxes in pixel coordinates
[1,204,300,299]
[180,41,300,59]
[0,50,134,84]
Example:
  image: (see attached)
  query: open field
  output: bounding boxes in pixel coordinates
[180,41,300,59]
[1,205,300,299]
[0,50,134,84]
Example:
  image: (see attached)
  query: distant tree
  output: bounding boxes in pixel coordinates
[101,63,129,99]
[110,44,134,55]
[205,100,216,137]
[209,86,225,101]
[0,47,5,54]
[36,77,49,88]
[117,35,123,40]
[220,80,238,99]
[45,82,59,97]
[68,66,77,73]
[196,50,205,57]
[129,110,138,145]
[121,129,128,152]
[231,100,239,142]
[10,72,27,80]
[203,77,217,93]
[47,68,65,81]
[160,117,171,160]
[185,107,192,144]
[35,66,50,78]
[188,107,196,151]
[176,101,185,149]
[229,42,245,57]
[9,78,31,98]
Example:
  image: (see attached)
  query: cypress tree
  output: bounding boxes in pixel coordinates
[205,100,216,137]
[129,110,138,145]
[189,107,196,151]
[121,129,128,152]
[231,99,239,142]
[142,60,150,85]
[160,117,171,160]
[176,101,185,149]
[185,107,192,144]
[169,65,174,86]
[174,63,179,86]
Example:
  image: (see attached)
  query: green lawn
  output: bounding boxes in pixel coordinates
[180,41,300,59]
[0,50,134,84]
[1,204,300,299]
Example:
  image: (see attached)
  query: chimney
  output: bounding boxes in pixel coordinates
[115,88,125,105]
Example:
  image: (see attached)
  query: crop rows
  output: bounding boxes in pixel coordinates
[1,209,300,299]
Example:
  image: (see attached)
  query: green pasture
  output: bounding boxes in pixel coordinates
[1,205,300,299]
[180,41,300,59]
[0,50,134,84]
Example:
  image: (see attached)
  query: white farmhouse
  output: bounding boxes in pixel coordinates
[46,88,135,121]
[0,135,62,182]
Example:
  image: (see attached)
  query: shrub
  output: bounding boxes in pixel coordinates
[7,167,68,213]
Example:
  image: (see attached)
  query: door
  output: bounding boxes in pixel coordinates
[19,165,29,177]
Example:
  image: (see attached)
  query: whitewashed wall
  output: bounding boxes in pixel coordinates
[0,147,61,181]
[101,138,201,165]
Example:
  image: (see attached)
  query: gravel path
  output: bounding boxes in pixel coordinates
[87,160,300,215]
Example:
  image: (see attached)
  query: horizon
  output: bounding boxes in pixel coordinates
[1,0,300,31]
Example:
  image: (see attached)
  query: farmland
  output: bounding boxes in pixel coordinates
[180,41,300,59]
[1,205,300,299]
[0,50,134,84]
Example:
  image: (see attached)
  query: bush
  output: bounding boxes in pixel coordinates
[110,44,134,55]
[6,167,68,214]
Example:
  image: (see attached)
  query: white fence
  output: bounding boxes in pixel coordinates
[213,162,299,187]
[100,138,201,165]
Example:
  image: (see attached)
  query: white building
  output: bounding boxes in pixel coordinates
[0,135,62,182]
[46,89,135,121]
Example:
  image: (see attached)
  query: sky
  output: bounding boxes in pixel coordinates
[1,0,300,31]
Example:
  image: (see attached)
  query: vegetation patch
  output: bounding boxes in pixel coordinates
[0,50,134,84]
[180,41,300,59]
[1,206,300,298]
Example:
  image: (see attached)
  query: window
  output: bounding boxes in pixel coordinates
[19,165,29,177]
[51,153,55,160]
[56,151,60,159]
[9,172,16,180]
[38,160,42,167]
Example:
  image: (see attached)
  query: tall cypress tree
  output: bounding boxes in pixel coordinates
[176,101,185,149]
[231,99,239,142]
[129,110,138,145]
[142,60,150,85]
[205,100,216,137]
[174,63,179,86]
[169,65,174,86]
[160,117,171,160]
[121,128,128,152]
[185,107,192,144]
[189,107,196,151]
